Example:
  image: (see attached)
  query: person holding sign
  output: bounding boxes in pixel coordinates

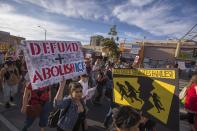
[54,80,87,131]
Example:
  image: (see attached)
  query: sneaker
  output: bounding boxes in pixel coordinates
[5,102,10,108]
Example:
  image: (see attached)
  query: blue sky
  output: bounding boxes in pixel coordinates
[0,0,196,44]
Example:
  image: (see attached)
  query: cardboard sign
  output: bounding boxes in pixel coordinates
[21,41,86,89]
[112,68,179,131]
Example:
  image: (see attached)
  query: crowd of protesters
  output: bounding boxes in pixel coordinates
[1,52,197,131]
[0,53,148,131]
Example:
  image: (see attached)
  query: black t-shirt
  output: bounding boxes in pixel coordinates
[106,70,112,80]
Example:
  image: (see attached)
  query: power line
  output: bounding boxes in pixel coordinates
[180,23,197,41]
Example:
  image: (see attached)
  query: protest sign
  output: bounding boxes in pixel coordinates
[178,61,186,70]
[112,68,179,131]
[21,41,86,89]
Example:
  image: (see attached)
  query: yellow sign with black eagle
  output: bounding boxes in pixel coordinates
[112,68,179,131]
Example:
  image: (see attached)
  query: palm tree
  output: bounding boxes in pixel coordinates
[101,38,120,58]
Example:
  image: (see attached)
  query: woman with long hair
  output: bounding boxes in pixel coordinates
[54,80,87,131]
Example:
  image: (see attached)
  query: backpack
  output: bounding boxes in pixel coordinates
[48,100,71,128]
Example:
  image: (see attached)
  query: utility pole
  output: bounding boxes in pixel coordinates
[38,25,47,41]
[139,36,146,68]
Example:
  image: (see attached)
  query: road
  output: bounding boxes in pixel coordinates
[0,79,191,131]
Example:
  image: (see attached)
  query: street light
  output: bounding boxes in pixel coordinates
[38,25,47,41]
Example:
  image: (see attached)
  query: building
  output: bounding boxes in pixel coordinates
[119,40,197,68]
[119,42,140,62]
[0,31,25,53]
[90,35,104,46]
[0,31,25,64]
[0,31,10,52]
[136,40,197,68]
[82,45,103,58]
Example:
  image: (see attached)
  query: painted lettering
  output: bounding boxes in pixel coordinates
[32,70,43,83]
[30,43,41,56]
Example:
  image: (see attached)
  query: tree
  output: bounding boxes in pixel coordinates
[101,38,120,58]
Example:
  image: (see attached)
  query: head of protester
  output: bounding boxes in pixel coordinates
[69,82,83,100]
[80,74,89,83]
[189,74,197,85]
[53,80,87,131]
[4,56,14,66]
[109,106,141,131]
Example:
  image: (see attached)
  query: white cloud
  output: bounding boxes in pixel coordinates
[124,32,144,40]
[113,1,195,38]
[4,0,196,41]
[129,0,154,7]
[0,3,15,13]
[16,0,111,21]
[0,4,91,44]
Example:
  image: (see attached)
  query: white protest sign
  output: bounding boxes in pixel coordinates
[178,61,186,70]
[21,41,86,89]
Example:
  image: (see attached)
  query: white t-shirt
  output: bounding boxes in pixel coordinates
[79,80,89,98]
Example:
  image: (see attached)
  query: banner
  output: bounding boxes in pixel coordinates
[112,68,179,131]
[21,41,86,89]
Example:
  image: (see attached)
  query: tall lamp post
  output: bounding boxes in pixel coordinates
[38,25,47,41]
